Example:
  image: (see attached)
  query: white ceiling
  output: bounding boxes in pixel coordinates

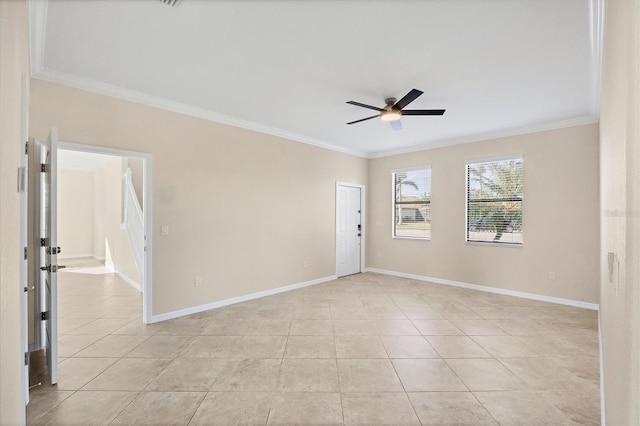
[57,149,115,171]
[30,0,604,158]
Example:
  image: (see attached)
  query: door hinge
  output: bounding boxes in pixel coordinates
[25,141,28,155]
[47,246,61,255]
[24,247,27,260]
[41,311,49,321]
[40,163,48,173]
[24,352,30,366]
[40,238,49,247]
[17,167,27,192]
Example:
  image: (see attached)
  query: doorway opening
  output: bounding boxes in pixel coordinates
[56,141,153,324]
[23,136,153,399]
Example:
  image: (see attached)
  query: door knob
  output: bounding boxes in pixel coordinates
[40,265,66,273]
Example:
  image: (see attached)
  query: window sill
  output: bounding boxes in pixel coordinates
[465,241,523,248]
[392,236,431,241]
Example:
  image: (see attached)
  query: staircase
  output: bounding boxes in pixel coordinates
[122,168,144,281]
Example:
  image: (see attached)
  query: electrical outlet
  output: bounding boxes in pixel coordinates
[194,276,202,287]
[548,272,557,281]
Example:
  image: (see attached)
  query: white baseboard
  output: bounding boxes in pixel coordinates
[366,268,599,310]
[114,270,141,292]
[149,275,337,323]
[58,253,106,261]
[58,253,94,260]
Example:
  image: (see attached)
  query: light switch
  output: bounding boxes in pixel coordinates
[161,225,169,236]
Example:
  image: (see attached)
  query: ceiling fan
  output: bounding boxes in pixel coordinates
[346,88,445,130]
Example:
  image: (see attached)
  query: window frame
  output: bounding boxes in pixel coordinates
[465,155,523,247]
[391,165,432,241]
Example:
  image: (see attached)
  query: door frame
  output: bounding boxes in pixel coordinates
[335,182,366,277]
[56,141,154,324]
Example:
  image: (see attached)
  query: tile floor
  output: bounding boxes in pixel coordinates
[27,258,600,425]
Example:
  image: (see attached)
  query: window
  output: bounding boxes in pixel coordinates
[466,156,523,245]
[393,167,431,239]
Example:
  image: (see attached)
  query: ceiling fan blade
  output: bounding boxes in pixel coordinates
[401,109,446,116]
[346,101,383,112]
[390,120,402,131]
[394,89,423,110]
[347,114,378,125]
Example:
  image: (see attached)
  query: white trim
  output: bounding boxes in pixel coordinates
[149,275,336,323]
[391,166,432,240]
[335,182,366,277]
[465,154,523,166]
[589,0,606,119]
[58,253,97,260]
[114,270,141,293]
[58,141,149,160]
[31,64,599,161]
[465,241,523,248]
[368,116,598,159]
[598,311,605,425]
[30,69,369,159]
[367,268,600,310]
[56,141,153,324]
[392,236,431,241]
[28,0,48,77]
[391,164,431,174]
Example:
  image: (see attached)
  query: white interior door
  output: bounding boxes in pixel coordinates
[33,128,60,384]
[336,184,362,277]
[20,75,29,408]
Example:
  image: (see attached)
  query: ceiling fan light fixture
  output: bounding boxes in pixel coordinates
[380,109,402,122]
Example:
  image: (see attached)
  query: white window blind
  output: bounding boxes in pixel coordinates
[393,167,431,240]
[466,157,523,245]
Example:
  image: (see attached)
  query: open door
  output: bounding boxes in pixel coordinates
[31,128,61,384]
[20,75,29,410]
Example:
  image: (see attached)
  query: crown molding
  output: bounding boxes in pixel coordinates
[32,68,370,159]
[28,0,604,161]
[27,0,368,158]
[33,65,600,161]
[28,0,48,76]
[588,0,606,119]
[367,115,599,159]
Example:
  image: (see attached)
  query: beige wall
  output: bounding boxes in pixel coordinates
[599,0,640,423]
[29,79,368,315]
[368,124,600,303]
[0,0,29,423]
[58,169,95,257]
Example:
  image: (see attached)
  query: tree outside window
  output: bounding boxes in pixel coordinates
[466,157,523,245]
[393,167,431,240]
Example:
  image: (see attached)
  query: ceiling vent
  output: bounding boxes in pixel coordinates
[159,0,183,8]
